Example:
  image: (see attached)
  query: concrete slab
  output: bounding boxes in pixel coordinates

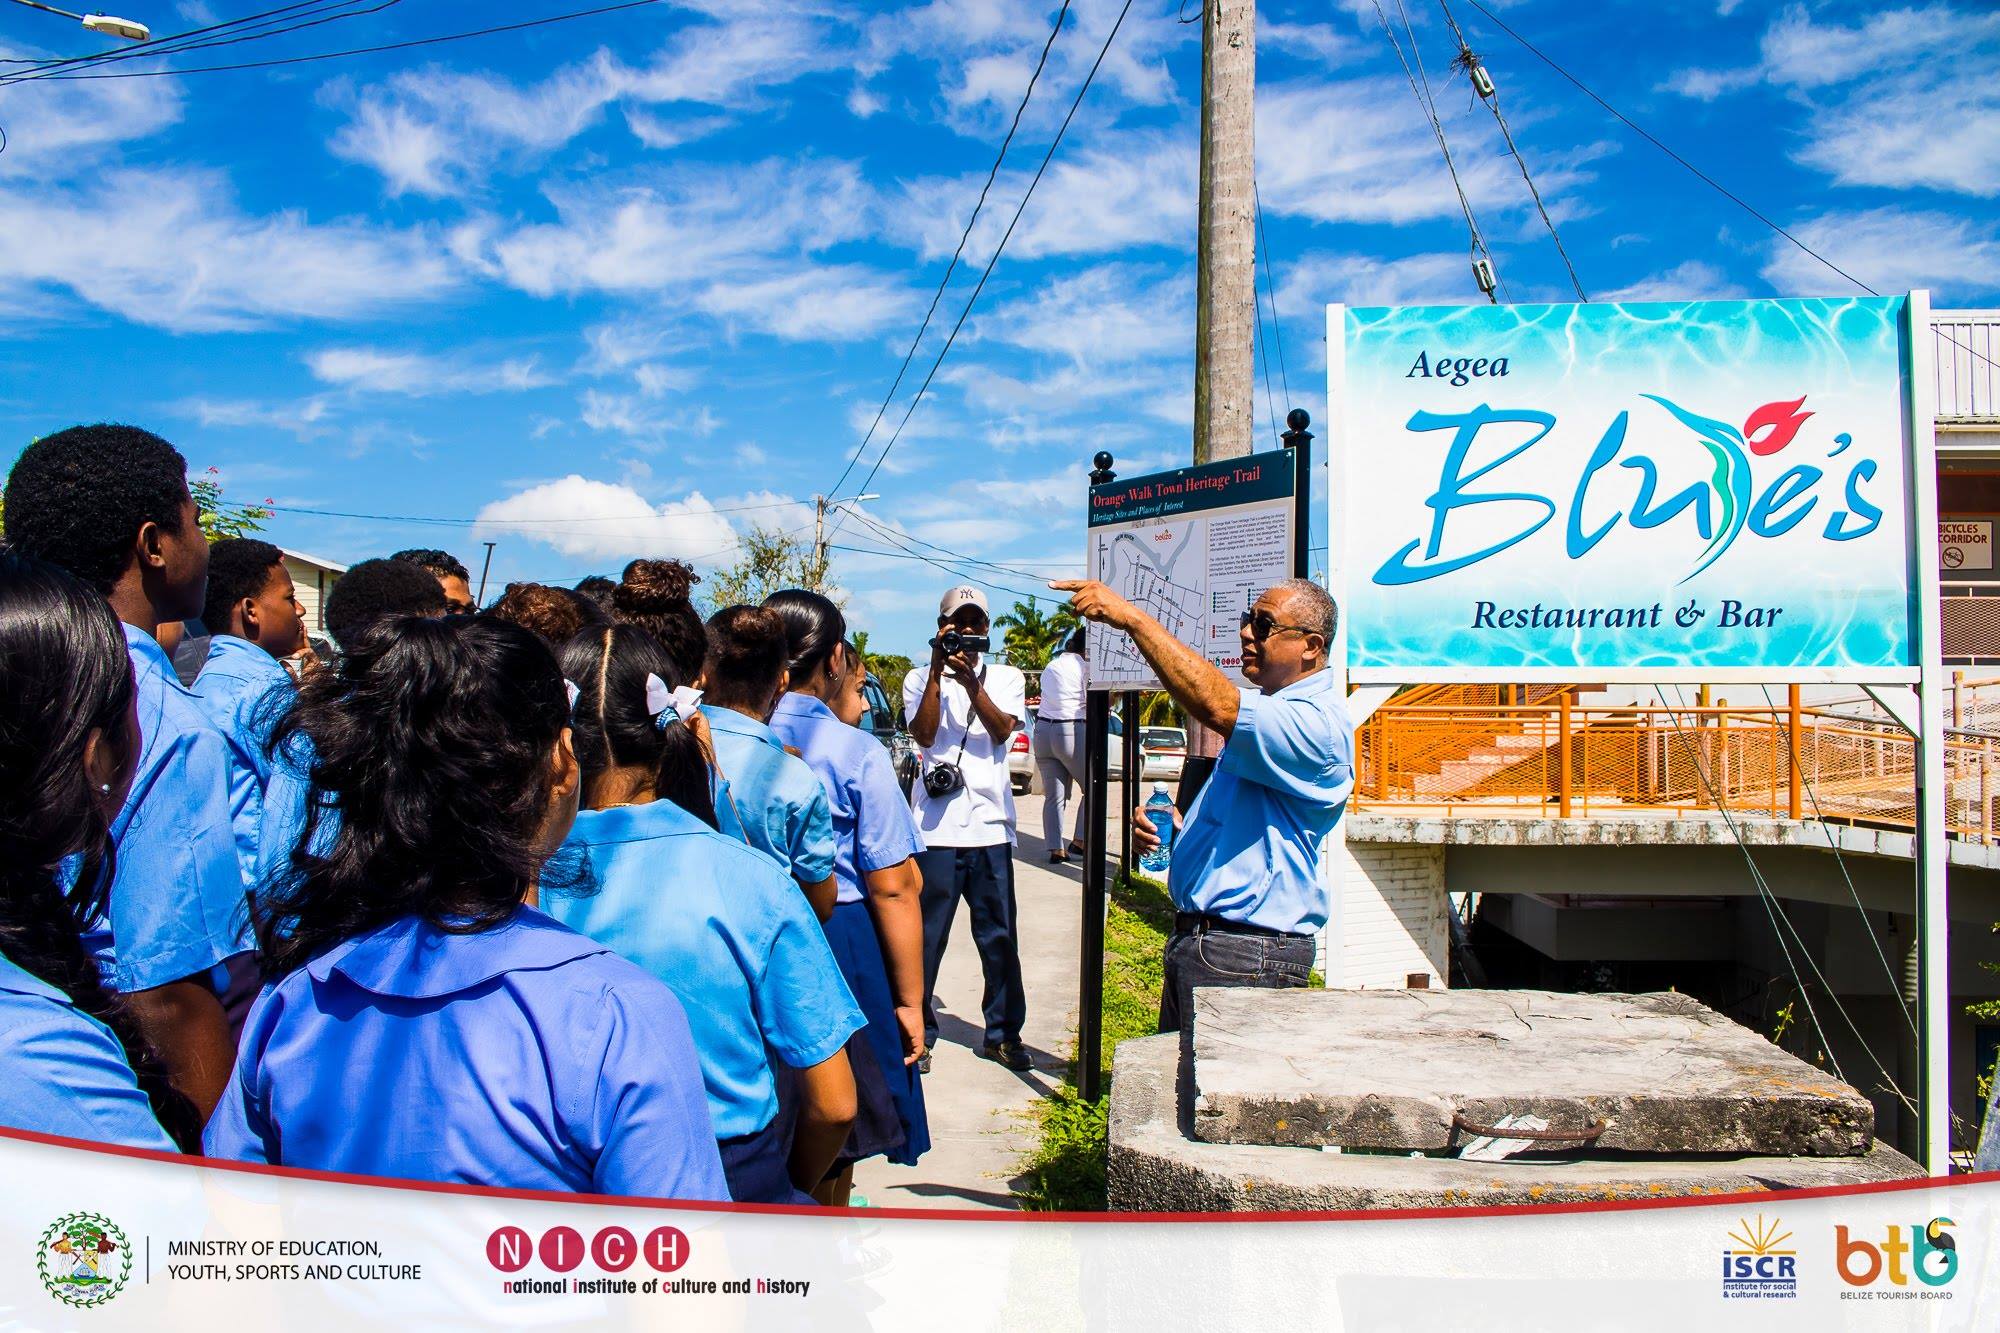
[1109,1034,1920,1212]
[1189,988,1874,1156]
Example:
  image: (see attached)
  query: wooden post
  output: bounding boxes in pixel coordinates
[1788,684,1804,821]
[1557,689,1573,817]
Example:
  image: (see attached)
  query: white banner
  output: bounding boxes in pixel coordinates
[4,1130,1998,1329]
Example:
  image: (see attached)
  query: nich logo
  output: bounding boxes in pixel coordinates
[1835,1217,1957,1290]
[1721,1214,1796,1300]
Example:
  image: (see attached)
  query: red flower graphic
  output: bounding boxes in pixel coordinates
[1743,396,1813,456]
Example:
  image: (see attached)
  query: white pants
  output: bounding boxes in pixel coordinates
[1035,719,1089,849]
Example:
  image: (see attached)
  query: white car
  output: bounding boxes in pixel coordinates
[1138,726,1188,782]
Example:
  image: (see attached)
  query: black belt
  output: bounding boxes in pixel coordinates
[1174,911,1311,942]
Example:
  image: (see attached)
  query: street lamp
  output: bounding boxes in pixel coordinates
[5,0,151,42]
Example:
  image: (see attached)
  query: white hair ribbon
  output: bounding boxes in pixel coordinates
[563,679,581,715]
[644,673,703,730]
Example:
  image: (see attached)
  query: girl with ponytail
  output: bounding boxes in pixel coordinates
[549,623,863,1204]
[203,615,727,1200]
[0,553,203,1151]
[765,589,931,1204]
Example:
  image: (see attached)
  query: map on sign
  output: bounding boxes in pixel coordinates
[1086,451,1297,691]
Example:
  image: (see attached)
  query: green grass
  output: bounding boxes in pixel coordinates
[1014,871,1172,1211]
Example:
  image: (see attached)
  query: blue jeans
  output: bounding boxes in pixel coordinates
[917,845,1026,1048]
[1158,921,1314,1033]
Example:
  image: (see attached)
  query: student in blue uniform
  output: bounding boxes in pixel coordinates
[255,558,447,894]
[192,539,307,886]
[0,553,203,1152]
[4,425,252,1115]
[548,624,862,1204]
[765,590,930,1205]
[205,617,728,1201]
[699,604,839,919]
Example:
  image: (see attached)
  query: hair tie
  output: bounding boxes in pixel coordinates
[563,679,581,716]
[644,673,703,731]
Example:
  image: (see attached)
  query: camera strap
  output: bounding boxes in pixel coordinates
[929,665,985,777]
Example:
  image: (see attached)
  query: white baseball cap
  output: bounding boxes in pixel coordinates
[939,585,989,617]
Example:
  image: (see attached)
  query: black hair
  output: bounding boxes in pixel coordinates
[0,552,204,1150]
[258,616,572,979]
[1063,625,1086,656]
[201,538,286,636]
[763,588,847,683]
[2,424,194,595]
[612,559,706,682]
[323,557,447,647]
[390,547,470,583]
[559,624,718,830]
[573,575,617,615]
[702,604,788,710]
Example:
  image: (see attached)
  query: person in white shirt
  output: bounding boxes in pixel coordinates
[903,586,1030,1072]
[1034,627,1089,863]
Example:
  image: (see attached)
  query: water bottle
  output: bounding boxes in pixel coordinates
[1139,785,1177,875]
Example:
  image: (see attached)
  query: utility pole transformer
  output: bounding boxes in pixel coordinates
[1193,0,1257,466]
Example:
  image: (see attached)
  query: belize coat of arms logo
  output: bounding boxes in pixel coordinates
[38,1212,133,1307]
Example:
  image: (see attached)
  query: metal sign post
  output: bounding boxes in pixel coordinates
[1078,451,1118,1104]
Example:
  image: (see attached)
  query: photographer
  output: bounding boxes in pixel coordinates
[1051,576,1353,1033]
[903,587,1030,1073]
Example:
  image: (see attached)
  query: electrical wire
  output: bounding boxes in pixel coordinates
[1436,0,1586,301]
[1,0,663,82]
[1371,0,1500,304]
[821,0,1074,509]
[1253,251,1280,444]
[845,508,1070,583]
[1252,180,1292,410]
[0,0,396,82]
[265,496,806,526]
[0,0,354,74]
[840,0,1135,515]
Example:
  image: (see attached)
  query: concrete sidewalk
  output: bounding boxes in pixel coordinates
[853,785,1123,1210]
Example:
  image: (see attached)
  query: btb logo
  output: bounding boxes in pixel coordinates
[1835,1217,1957,1288]
[38,1212,133,1308]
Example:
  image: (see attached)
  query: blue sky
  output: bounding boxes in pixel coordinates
[2,0,1996,656]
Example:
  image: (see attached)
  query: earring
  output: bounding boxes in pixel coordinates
[99,783,111,794]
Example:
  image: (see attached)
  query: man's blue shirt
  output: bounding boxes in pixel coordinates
[84,624,252,991]
[1169,668,1354,935]
[191,635,296,886]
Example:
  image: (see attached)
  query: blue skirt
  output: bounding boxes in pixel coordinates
[823,899,930,1167]
[718,1117,815,1206]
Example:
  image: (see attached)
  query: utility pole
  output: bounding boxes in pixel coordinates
[812,495,829,593]
[1193,0,1257,466]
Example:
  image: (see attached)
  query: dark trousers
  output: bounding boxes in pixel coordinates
[1157,920,1314,1034]
[917,845,1026,1048]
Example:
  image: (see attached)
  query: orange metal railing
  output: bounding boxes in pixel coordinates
[1354,693,2000,844]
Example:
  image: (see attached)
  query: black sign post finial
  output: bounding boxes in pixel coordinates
[1091,451,1117,486]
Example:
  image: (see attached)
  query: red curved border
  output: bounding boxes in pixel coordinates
[6,1122,1994,1225]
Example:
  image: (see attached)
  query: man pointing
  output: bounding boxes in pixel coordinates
[1049,577,1353,1032]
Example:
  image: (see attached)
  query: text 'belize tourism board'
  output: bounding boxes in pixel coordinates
[1336,297,1918,674]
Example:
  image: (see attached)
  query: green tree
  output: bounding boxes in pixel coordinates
[191,468,272,542]
[851,629,873,671]
[871,654,914,717]
[705,524,835,609]
[994,595,1078,671]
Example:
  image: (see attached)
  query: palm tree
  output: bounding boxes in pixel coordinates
[993,596,1078,671]
[851,629,873,672]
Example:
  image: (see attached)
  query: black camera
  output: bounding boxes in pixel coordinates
[930,628,991,656]
[922,761,966,798]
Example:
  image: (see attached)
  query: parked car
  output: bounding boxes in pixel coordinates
[1013,706,1147,794]
[858,673,917,776]
[1139,726,1188,782]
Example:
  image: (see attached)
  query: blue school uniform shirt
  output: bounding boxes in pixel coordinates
[255,734,318,895]
[85,624,251,991]
[204,907,729,1200]
[1170,668,1355,936]
[700,704,837,884]
[191,635,296,886]
[768,693,925,904]
[548,800,863,1140]
[0,949,174,1150]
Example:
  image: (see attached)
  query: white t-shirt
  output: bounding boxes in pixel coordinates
[1037,651,1087,722]
[903,660,1026,848]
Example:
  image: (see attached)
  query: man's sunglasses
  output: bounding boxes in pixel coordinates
[1239,609,1316,641]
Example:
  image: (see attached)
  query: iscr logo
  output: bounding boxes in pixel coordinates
[1835,1218,1957,1287]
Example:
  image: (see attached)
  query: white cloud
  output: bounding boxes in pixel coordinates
[1261,21,1353,65]
[846,85,885,118]
[1276,251,1479,312]
[178,395,334,439]
[0,61,181,179]
[983,264,1190,364]
[306,347,551,396]
[1599,260,1750,303]
[694,266,917,341]
[1760,207,2000,302]
[622,110,730,150]
[0,169,455,332]
[473,476,741,562]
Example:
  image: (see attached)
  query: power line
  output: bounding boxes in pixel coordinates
[845,508,1067,583]
[264,496,805,526]
[1252,180,1291,409]
[821,0,1074,507]
[1437,0,1587,301]
[841,0,1135,510]
[0,0,395,82]
[1,0,662,82]
[0,0,355,74]
[1372,0,1500,304]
